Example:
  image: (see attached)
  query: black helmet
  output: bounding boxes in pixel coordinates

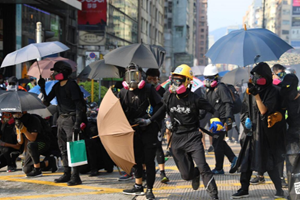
[50,61,72,77]
[89,102,98,109]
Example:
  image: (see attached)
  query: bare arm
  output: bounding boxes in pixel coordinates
[254,94,268,115]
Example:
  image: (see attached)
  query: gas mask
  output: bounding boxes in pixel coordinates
[252,72,266,86]
[169,77,188,94]
[7,83,18,91]
[204,76,218,88]
[122,65,145,90]
[276,71,286,81]
[1,112,14,124]
[51,71,65,81]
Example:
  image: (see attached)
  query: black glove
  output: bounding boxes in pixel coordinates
[247,83,259,96]
[38,76,46,88]
[225,117,232,131]
[135,118,151,127]
[73,124,80,135]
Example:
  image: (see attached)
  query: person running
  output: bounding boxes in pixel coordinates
[231,62,285,199]
[203,64,237,174]
[150,64,219,199]
[119,63,163,200]
[38,61,87,186]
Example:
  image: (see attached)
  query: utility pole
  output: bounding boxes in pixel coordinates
[36,22,42,61]
[262,0,266,28]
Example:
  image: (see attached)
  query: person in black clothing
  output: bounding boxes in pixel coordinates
[150,64,219,199]
[203,64,237,174]
[145,68,169,183]
[119,63,163,200]
[6,112,55,177]
[0,112,19,172]
[38,61,87,186]
[231,62,285,199]
[280,74,300,200]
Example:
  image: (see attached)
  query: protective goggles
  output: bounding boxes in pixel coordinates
[171,77,186,86]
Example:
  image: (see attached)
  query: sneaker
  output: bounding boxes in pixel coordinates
[145,189,155,199]
[118,173,133,181]
[281,178,288,188]
[49,156,58,173]
[7,166,16,172]
[160,173,169,183]
[123,185,144,195]
[211,168,224,175]
[26,168,42,177]
[232,189,249,199]
[89,169,99,177]
[54,172,71,183]
[207,146,214,152]
[274,190,284,198]
[192,175,200,190]
[230,156,238,172]
[205,149,208,155]
[250,175,265,185]
[67,174,82,186]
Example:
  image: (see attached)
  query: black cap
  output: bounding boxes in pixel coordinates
[50,61,72,72]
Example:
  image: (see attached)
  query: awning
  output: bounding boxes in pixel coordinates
[0,0,82,10]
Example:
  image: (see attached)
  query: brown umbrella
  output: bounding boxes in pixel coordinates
[27,57,77,78]
[97,88,135,175]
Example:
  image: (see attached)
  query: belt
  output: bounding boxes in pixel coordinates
[60,112,76,118]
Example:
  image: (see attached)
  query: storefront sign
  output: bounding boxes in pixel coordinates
[78,0,107,28]
[79,31,106,45]
[292,17,300,26]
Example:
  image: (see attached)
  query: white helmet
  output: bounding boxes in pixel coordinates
[203,64,218,76]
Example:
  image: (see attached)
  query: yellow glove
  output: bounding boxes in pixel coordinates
[267,112,282,128]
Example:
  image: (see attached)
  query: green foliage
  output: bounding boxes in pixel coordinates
[79,81,108,103]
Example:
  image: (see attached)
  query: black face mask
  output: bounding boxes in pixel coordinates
[280,74,299,101]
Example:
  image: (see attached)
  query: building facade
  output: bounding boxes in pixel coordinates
[195,0,208,66]
[0,1,81,78]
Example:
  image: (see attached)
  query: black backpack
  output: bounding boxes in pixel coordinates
[225,84,242,114]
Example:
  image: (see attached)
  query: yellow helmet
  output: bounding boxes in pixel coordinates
[172,64,193,80]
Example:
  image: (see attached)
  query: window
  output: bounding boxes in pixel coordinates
[201,16,205,20]
[200,35,204,39]
[201,29,204,32]
[168,18,172,29]
[282,30,289,34]
[175,26,184,37]
[200,41,204,45]
[168,2,172,13]
[201,22,205,26]
[282,20,290,25]
[283,9,290,15]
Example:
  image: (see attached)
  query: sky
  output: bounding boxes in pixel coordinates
[207,0,253,32]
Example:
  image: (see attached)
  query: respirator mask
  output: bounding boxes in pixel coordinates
[204,76,218,88]
[169,77,188,94]
[122,64,145,90]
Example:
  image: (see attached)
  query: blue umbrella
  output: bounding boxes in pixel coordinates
[29,81,90,105]
[218,70,229,77]
[206,28,293,67]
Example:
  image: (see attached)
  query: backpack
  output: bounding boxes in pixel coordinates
[225,84,242,114]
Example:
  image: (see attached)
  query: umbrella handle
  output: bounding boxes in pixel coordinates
[90,135,99,139]
[36,59,42,76]
[131,124,139,127]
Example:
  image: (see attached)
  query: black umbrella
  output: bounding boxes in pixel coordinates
[221,67,250,86]
[104,43,159,69]
[78,60,120,80]
[147,44,166,67]
[0,91,46,112]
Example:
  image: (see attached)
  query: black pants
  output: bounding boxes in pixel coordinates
[133,123,158,189]
[171,131,218,198]
[0,147,18,169]
[57,115,80,174]
[240,167,282,192]
[212,131,236,170]
[23,141,49,174]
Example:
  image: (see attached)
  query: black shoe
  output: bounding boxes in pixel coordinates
[232,189,249,199]
[49,156,58,173]
[192,175,200,190]
[207,146,214,152]
[250,175,265,185]
[281,178,288,188]
[67,174,82,186]
[26,168,42,177]
[54,172,71,183]
[123,185,144,195]
[145,189,155,199]
[89,170,99,177]
[274,190,284,198]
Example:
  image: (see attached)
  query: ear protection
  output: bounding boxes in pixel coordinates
[122,80,146,90]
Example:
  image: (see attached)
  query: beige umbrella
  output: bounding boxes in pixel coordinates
[97,88,135,175]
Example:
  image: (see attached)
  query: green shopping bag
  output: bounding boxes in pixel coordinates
[67,134,88,167]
